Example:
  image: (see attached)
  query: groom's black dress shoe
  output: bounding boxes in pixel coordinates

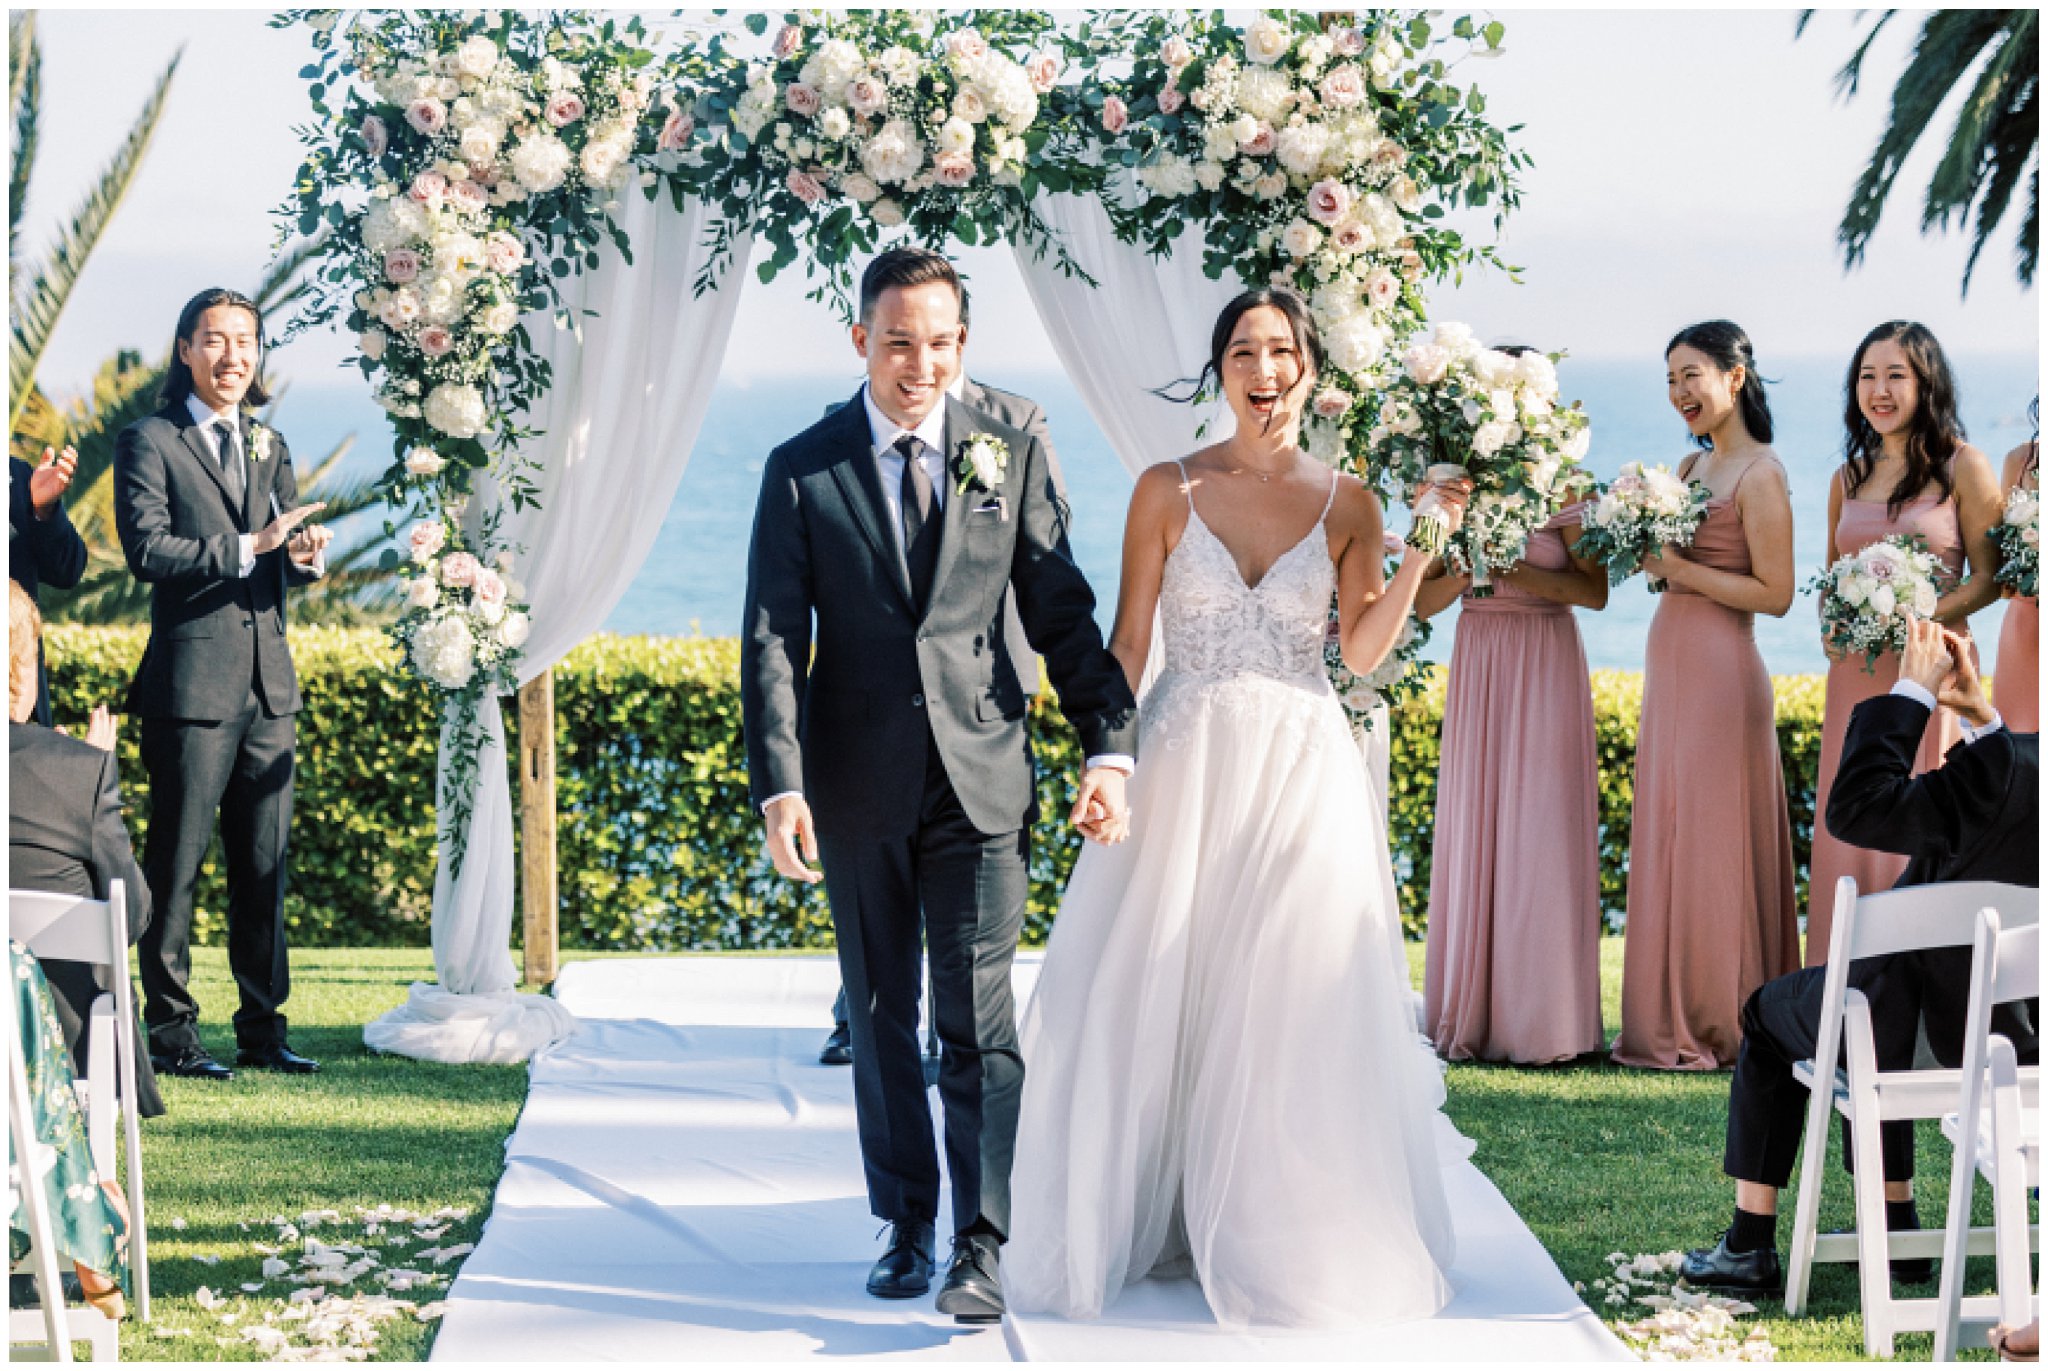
[236,1043,322,1074]
[1679,1231,1784,1296]
[819,1024,853,1066]
[151,1047,233,1081]
[866,1220,935,1299]
[935,1233,1004,1323]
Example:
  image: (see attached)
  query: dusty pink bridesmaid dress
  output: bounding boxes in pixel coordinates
[1614,461,1801,1070]
[1424,510,1603,1064]
[1804,491,1968,966]
[1995,453,2038,733]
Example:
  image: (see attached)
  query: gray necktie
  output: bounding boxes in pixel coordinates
[212,420,244,503]
[897,435,939,607]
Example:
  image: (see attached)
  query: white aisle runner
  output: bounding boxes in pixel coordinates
[431,957,1630,1362]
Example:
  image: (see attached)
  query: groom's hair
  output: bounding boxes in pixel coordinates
[859,247,963,327]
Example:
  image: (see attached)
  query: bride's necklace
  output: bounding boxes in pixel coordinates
[1228,450,1296,484]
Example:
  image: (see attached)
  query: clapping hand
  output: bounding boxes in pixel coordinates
[28,446,77,519]
[55,704,118,753]
[253,501,326,558]
[287,522,334,567]
[1934,627,1995,728]
[1899,616,1955,696]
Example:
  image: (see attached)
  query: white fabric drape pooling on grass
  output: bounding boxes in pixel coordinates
[364,191,755,1065]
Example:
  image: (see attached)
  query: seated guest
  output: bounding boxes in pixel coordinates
[1681,616,2037,1294]
[9,939,132,1320]
[7,581,162,1117]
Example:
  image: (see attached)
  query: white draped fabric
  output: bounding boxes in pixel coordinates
[365,193,755,1064]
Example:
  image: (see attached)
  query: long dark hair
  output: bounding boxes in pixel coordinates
[1666,320,1773,447]
[159,288,271,410]
[1842,320,1964,517]
[1160,288,1324,423]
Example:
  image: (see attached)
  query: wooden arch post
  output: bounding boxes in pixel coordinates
[518,670,559,987]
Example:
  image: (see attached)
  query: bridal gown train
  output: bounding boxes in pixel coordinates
[1006,466,1459,1331]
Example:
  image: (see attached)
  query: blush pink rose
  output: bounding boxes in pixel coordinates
[1157,85,1186,115]
[468,162,500,187]
[1330,220,1371,254]
[1101,94,1129,135]
[784,82,822,118]
[1332,27,1367,57]
[409,170,449,205]
[440,551,481,589]
[1025,52,1059,93]
[1238,121,1277,157]
[405,99,447,136]
[1319,65,1366,108]
[786,169,827,204]
[658,108,694,152]
[1399,248,1425,282]
[1313,387,1354,420]
[1373,141,1408,171]
[408,521,446,563]
[947,29,989,63]
[544,92,586,127]
[484,233,525,274]
[933,153,975,188]
[1364,266,1400,307]
[1161,35,1195,69]
[772,23,803,59]
[448,178,488,212]
[846,75,887,116]
[473,568,507,607]
[1306,177,1352,226]
[360,114,389,158]
[383,248,422,283]
[417,326,455,357]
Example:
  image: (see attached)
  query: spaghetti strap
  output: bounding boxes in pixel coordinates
[1174,459,1195,513]
[1319,468,1340,522]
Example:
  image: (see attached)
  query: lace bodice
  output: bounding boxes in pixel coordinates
[1156,466,1338,689]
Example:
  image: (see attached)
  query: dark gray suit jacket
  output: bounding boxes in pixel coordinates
[959,379,1066,689]
[113,403,320,720]
[743,390,1137,841]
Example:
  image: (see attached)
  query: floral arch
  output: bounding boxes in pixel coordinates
[278,7,1530,1060]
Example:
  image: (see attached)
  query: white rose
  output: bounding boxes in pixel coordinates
[424,382,488,440]
[457,120,503,165]
[818,106,851,140]
[1513,351,1559,398]
[860,119,925,185]
[870,197,906,227]
[1194,160,1227,192]
[455,35,498,80]
[839,171,881,203]
[1472,420,1514,457]
[480,301,519,335]
[359,328,388,361]
[1280,217,1322,259]
[498,611,532,649]
[1430,321,1478,357]
[403,446,446,477]
[579,134,629,188]
[1244,15,1292,65]
[1870,584,1897,619]
[937,116,975,155]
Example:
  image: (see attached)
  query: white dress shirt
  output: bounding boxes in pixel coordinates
[1889,677,2004,740]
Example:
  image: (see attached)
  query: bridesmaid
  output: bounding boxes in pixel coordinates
[1613,321,1801,1071]
[1416,420,1606,1065]
[1994,405,2038,732]
[1804,322,2003,966]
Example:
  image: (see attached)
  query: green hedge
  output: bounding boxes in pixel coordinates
[44,627,1830,949]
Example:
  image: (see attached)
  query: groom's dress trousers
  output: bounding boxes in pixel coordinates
[1722,690,2037,1189]
[743,388,1136,1237]
[114,398,321,1058]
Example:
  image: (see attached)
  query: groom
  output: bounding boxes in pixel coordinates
[743,247,1138,1322]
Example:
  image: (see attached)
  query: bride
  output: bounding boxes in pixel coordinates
[1006,288,1465,1330]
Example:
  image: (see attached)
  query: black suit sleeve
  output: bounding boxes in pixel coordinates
[1826,693,2014,862]
[114,424,242,584]
[87,746,150,943]
[272,437,323,588]
[10,456,87,591]
[741,446,813,808]
[1006,433,1138,760]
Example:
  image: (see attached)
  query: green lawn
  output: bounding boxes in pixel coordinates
[103,942,2012,1361]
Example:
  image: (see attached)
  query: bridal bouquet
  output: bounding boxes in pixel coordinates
[1805,534,1948,672]
[1371,322,1591,591]
[1992,484,2038,597]
[1576,463,1712,590]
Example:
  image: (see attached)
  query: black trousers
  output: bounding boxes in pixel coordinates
[818,741,1029,1240]
[137,702,295,1056]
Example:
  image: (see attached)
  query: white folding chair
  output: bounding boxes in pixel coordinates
[1783,877,2039,1357]
[9,884,151,1322]
[1933,910,2041,1360]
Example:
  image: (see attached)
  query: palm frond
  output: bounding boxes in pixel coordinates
[1829,10,1901,100]
[1922,13,2036,226]
[10,14,41,261]
[1956,70,2039,293]
[8,46,179,436]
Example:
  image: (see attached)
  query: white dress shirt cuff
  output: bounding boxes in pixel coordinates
[1962,711,2006,743]
[1889,679,1938,712]
[760,790,803,813]
[1085,754,1135,775]
[238,534,257,578]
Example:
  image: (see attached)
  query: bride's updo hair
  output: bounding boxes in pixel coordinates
[1160,287,1324,405]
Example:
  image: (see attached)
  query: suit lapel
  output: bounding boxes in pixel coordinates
[822,390,914,609]
[172,407,246,529]
[924,397,980,618]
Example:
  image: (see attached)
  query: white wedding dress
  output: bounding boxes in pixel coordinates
[1007,466,1460,1330]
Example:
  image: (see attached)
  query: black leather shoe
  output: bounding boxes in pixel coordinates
[151,1047,233,1081]
[819,1024,853,1066]
[1679,1231,1783,1296]
[935,1233,1004,1323]
[866,1220,935,1299]
[236,1044,321,1074]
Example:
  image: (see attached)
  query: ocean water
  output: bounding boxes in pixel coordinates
[277,353,2039,676]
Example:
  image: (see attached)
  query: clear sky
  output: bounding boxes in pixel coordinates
[22,6,2040,402]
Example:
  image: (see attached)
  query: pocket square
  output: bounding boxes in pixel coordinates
[972,497,1009,521]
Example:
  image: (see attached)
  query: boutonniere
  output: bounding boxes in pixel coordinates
[955,433,1008,495]
[249,423,274,465]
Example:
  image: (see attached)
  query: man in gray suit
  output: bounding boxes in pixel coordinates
[742,248,1136,1322]
[114,288,331,1082]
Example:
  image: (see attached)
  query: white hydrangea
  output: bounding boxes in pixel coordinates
[803,38,865,99]
[509,133,572,193]
[861,119,925,185]
[1234,66,1292,124]
[423,382,488,439]
[361,198,427,253]
[1275,122,1331,177]
[1135,151,1199,199]
[1324,315,1387,373]
[412,614,477,689]
[579,133,632,189]
[498,611,531,650]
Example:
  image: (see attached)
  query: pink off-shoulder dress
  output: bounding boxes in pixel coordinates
[1613,459,1802,1070]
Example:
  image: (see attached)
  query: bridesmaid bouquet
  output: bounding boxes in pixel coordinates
[1575,463,1712,591]
[1992,485,2038,596]
[1805,534,1947,672]
[1374,322,1592,594]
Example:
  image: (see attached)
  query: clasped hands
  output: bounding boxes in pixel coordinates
[1899,617,1994,727]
